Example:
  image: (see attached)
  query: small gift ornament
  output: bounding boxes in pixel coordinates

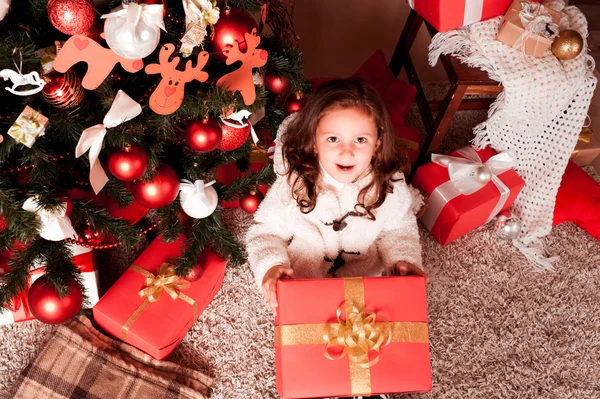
[179,179,218,219]
[180,0,220,57]
[8,106,49,148]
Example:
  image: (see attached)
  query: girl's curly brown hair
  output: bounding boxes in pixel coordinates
[281,78,411,218]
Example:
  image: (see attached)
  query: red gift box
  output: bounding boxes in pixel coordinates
[0,244,99,325]
[407,0,513,32]
[93,235,227,359]
[412,146,525,245]
[275,276,431,398]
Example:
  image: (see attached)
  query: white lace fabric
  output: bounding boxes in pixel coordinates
[428,0,597,269]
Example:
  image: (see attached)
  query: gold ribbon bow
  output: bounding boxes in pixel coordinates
[275,278,429,396]
[122,263,198,341]
[324,303,392,368]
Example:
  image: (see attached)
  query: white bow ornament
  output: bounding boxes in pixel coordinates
[179,179,218,219]
[22,198,77,242]
[76,90,142,194]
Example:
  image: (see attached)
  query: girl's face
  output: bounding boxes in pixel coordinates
[314,107,379,184]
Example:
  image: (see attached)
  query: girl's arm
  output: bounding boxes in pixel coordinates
[245,175,295,288]
[376,178,423,273]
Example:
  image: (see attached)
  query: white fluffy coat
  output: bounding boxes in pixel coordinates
[246,116,422,288]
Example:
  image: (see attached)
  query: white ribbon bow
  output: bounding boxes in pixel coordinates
[179,179,216,206]
[76,90,142,194]
[22,198,77,241]
[101,3,166,31]
[420,147,518,231]
[513,2,559,54]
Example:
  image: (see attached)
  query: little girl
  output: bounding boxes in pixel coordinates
[246,79,426,318]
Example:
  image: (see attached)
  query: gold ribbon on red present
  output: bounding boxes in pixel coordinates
[571,127,594,158]
[122,263,198,341]
[274,278,429,396]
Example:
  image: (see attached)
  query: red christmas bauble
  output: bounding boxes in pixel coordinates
[0,215,7,232]
[184,262,205,282]
[107,145,148,181]
[131,164,179,209]
[47,0,96,36]
[218,120,251,151]
[27,276,83,324]
[284,93,306,115]
[78,224,105,246]
[265,72,289,95]
[211,7,258,62]
[185,118,223,152]
[42,70,85,110]
[240,190,264,213]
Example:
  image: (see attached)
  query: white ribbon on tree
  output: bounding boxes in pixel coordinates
[76,90,142,194]
[101,2,166,32]
[180,179,215,205]
[22,198,77,241]
[420,147,518,231]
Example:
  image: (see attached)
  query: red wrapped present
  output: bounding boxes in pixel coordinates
[275,276,431,398]
[412,146,525,245]
[0,243,99,325]
[92,235,228,359]
[407,0,513,32]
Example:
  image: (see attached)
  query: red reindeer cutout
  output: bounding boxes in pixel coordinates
[145,44,209,115]
[54,34,144,90]
[217,29,268,106]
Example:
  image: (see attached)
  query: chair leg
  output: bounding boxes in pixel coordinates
[389,9,424,77]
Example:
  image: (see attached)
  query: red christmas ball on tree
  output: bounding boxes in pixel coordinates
[184,262,205,282]
[185,118,223,152]
[78,223,105,246]
[27,277,83,324]
[218,120,251,151]
[107,145,148,181]
[284,93,306,115]
[265,72,289,95]
[47,0,96,36]
[131,164,180,209]
[211,7,257,62]
[42,70,85,110]
[240,190,264,213]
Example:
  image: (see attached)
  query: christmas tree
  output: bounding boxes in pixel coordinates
[0,0,307,322]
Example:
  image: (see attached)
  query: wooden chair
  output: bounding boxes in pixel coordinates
[390,10,503,178]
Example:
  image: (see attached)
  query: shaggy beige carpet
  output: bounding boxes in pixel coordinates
[1,102,599,399]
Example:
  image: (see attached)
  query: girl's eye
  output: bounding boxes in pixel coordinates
[355,137,367,144]
[326,136,338,143]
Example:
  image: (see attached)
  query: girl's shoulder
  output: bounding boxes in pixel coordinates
[384,172,424,216]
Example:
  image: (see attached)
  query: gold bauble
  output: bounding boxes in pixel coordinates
[551,29,584,61]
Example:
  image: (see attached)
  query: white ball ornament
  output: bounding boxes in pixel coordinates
[179,180,219,219]
[101,2,165,60]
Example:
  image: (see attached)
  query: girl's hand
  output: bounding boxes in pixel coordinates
[391,261,429,283]
[261,265,294,317]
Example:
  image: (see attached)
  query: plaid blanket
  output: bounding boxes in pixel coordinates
[7,316,212,399]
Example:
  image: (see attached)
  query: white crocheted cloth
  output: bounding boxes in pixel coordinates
[428,0,597,269]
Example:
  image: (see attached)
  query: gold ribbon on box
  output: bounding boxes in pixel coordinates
[274,278,429,396]
[8,108,47,148]
[250,141,270,164]
[571,127,594,158]
[122,263,198,341]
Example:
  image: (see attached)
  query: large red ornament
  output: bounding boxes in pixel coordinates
[78,224,105,246]
[284,92,306,115]
[185,118,223,152]
[184,262,205,282]
[240,190,264,213]
[42,70,85,110]
[131,164,179,209]
[211,7,257,63]
[47,0,96,36]
[27,277,83,324]
[107,145,148,181]
[218,120,251,151]
[265,72,289,95]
